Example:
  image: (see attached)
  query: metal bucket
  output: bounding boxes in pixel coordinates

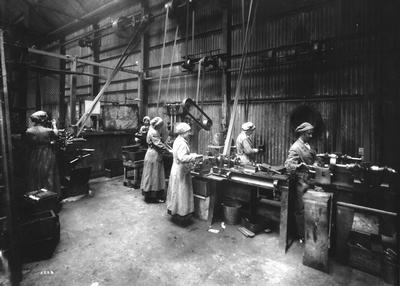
[222,201,241,225]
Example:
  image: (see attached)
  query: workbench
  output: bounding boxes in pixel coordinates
[322,180,399,263]
[192,167,291,252]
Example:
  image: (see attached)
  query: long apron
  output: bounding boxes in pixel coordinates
[167,136,196,217]
[140,127,167,200]
[26,125,61,198]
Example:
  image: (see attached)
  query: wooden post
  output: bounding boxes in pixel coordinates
[0,28,22,285]
[138,1,148,120]
[91,24,100,130]
[91,24,100,98]
[69,57,77,125]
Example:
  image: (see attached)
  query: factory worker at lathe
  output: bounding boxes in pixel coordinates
[167,122,202,225]
[236,122,261,164]
[140,117,172,203]
[284,122,319,242]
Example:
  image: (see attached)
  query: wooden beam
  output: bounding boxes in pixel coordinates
[138,0,149,119]
[91,24,100,98]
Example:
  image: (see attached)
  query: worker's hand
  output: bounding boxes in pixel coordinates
[297,162,308,170]
[191,154,202,162]
[253,148,259,153]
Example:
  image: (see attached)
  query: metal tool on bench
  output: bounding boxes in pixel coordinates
[68,148,94,168]
[317,153,362,165]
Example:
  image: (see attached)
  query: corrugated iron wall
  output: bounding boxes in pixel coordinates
[146,0,386,165]
[33,0,398,166]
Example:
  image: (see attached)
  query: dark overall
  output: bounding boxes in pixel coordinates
[284,138,316,238]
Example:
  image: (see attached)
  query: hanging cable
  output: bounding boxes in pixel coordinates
[195,57,205,105]
[200,62,205,112]
[223,0,258,156]
[244,74,250,121]
[165,25,179,99]
[156,6,170,113]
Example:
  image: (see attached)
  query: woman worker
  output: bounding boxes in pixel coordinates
[134,116,151,146]
[140,117,171,203]
[26,110,61,198]
[284,122,317,242]
[167,122,202,224]
[236,121,260,164]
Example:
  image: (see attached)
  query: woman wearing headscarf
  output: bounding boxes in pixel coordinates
[167,122,202,224]
[26,110,61,198]
[140,117,171,202]
[284,122,317,242]
[236,121,260,164]
[134,116,151,146]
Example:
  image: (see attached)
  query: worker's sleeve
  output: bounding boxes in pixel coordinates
[284,149,301,172]
[242,137,257,155]
[150,132,169,152]
[176,142,195,163]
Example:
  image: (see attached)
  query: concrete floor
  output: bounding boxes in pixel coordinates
[20,176,391,286]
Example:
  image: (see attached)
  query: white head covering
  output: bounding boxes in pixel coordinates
[150,117,163,128]
[143,116,150,123]
[175,122,191,134]
[30,110,48,123]
[295,122,314,133]
[241,122,255,131]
